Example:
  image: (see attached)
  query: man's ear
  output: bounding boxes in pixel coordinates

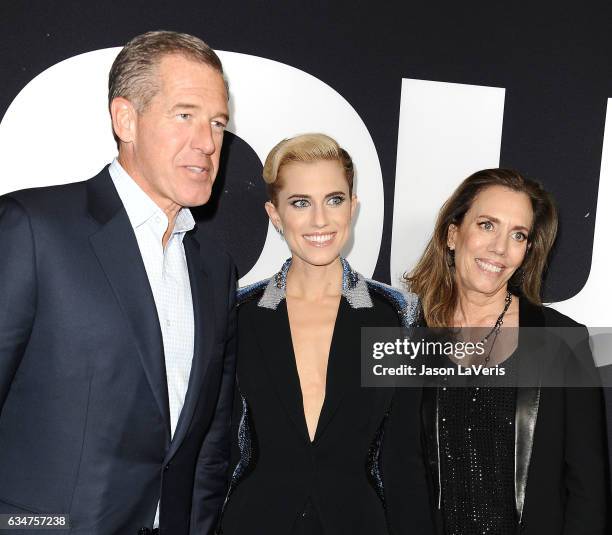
[110,97,137,144]
[264,201,282,233]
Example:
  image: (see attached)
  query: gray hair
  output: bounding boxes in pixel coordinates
[108,30,226,145]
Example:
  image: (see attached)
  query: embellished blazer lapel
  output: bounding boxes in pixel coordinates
[87,171,170,439]
[246,257,391,444]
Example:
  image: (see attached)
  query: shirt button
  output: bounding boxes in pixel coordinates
[165,319,171,327]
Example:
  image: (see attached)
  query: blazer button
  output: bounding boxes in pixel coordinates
[164,462,171,471]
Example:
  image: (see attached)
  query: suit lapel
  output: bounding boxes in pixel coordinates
[87,171,171,438]
[254,300,311,442]
[514,298,544,521]
[250,259,380,444]
[252,295,367,443]
[166,231,217,458]
[314,297,353,442]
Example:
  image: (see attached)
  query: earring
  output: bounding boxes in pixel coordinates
[276,226,284,237]
[447,246,455,267]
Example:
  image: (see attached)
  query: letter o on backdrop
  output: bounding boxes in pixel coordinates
[0,48,384,283]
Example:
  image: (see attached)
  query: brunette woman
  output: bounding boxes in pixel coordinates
[404,168,609,534]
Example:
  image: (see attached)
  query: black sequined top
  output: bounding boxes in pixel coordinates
[438,358,518,535]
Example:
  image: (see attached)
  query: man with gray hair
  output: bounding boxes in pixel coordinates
[0,31,235,534]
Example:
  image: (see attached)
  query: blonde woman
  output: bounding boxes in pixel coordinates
[218,134,432,535]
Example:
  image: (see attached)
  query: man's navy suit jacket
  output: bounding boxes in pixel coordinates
[0,167,237,535]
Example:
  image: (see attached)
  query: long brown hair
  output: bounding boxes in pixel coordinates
[405,169,558,327]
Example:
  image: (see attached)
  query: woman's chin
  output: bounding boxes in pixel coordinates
[460,276,509,297]
[292,248,342,268]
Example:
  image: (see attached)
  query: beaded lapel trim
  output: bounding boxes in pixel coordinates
[258,257,373,310]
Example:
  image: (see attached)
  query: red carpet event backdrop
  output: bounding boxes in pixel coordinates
[1,6,610,338]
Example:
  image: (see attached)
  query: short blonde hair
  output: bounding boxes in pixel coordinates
[262,133,354,204]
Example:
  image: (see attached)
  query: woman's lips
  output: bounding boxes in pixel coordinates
[303,232,336,247]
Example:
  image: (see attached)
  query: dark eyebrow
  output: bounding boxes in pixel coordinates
[286,191,347,201]
[479,214,500,224]
[479,214,530,233]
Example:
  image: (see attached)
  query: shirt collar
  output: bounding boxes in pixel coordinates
[108,158,195,235]
[173,207,196,235]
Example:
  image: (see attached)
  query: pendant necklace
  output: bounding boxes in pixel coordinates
[480,291,513,365]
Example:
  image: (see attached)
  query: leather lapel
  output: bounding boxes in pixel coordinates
[515,386,540,521]
[87,171,170,438]
[165,231,217,458]
[514,298,544,521]
[253,300,310,443]
[314,297,352,442]
[421,387,442,509]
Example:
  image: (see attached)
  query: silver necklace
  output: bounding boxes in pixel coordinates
[480,291,513,365]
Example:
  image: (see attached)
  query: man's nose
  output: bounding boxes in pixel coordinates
[192,122,215,155]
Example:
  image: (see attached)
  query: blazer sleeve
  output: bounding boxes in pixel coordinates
[376,293,436,535]
[383,385,436,535]
[190,261,238,535]
[563,326,610,534]
[0,196,37,412]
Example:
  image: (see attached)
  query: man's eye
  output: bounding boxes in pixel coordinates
[212,120,227,130]
[177,113,191,120]
[291,199,310,208]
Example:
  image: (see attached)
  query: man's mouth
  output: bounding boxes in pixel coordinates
[184,165,207,174]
